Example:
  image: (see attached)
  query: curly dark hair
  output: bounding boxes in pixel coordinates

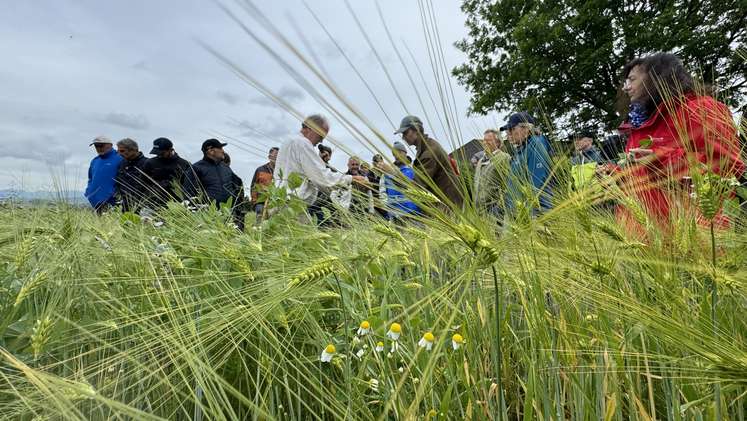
[622,53,695,111]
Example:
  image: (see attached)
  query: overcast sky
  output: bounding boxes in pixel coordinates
[0,0,502,191]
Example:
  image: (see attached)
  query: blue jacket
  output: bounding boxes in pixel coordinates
[384,164,420,217]
[85,149,123,208]
[505,135,553,214]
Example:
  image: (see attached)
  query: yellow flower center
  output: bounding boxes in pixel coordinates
[390,323,401,333]
[423,332,435,342]
[325,344,336,354]
[452,334,463,343]
[360,320,370,329]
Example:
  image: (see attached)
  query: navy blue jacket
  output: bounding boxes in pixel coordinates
[85,149,123,208]
[505,135,553,214]
[184,157,242,206]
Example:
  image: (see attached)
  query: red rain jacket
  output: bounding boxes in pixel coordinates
[616,95,744,230]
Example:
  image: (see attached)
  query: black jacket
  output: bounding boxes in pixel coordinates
[115,153,148,211]
[184,157,242,205]
[142,153,192,207]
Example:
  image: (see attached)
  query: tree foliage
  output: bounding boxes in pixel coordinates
[453,0,747,131]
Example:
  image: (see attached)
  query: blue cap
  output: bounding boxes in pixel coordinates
[500,112,536,131]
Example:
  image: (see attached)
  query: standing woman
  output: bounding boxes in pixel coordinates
[613,52,744,230]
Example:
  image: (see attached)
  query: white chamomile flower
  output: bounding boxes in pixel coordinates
[356,348,365,360]
[451,333,464,350]
[357,320,371,336]
[418,332,435,351]
[369,378,379,392]
[375,342,384,353]
[320,344,336,363]
[386,323,401,341]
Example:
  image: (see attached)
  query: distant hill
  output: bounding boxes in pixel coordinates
[0,189,88,205]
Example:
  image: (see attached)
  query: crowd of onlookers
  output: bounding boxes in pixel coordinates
[85,52,746,232]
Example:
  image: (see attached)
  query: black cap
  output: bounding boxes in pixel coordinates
[569,128,596,141]
[150,137,174,154]
[201,138,228,153]
[500,112,536,131]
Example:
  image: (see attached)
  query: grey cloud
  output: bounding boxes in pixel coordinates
[248,96,275,107]
[131,60,149,71]
[0,132,73,165]
[100,112,150,130]
[233,117,293,139]
[216,90,241,105]
[248,85,306,108]
[277,86,305,102]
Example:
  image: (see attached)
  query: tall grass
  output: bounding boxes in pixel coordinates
[0,173,745,420]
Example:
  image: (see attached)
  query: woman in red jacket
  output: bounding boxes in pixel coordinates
[612,53,744,232]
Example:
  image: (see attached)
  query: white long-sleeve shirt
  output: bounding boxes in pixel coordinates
[273,136,353,204]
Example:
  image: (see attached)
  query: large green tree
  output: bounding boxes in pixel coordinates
[453,0,747,131]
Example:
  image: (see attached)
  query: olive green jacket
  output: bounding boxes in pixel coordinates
[412,136,464,207]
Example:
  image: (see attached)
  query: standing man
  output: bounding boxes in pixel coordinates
[184,139,242,206]
[222,152,248,230]
[142,137,192,208]
[308,144,339,225]
[274,114,366,212]
[383,141,420,220]
[85,136,123,213]
[501,112,553,215]
[250,146,279,218]
[345,157,370,214]
[114,138,148,213]
[569,129,606,190]
[395,115,464,208]
[570,129,604,166]
[369,154,388,218]
[474,129,511,220]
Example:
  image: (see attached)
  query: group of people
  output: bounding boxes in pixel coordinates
[86,52,746,233]
[85,136,248,226]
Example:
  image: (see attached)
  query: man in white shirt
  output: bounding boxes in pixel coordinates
[274,114,366,207]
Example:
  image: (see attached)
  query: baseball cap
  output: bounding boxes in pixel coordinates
[393,141,408,153]
[499,112,536,131]
[89,135,112,146]
[569,128,596,141]
[201,138,228,152]
[150,137,174,154]
[394,115,423,134]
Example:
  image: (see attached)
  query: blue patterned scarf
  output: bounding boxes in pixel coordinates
[628,102,649,128]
